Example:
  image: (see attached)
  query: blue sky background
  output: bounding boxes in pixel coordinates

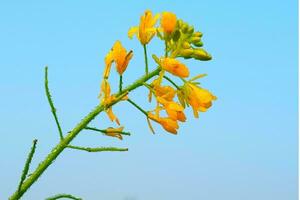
[0,1,298,200]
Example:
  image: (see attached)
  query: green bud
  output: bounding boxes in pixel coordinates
[182,24,189,33]
[172,30,181,41]
[188,26,194,34]
[180,49,194,57]
[193,41,203,47]
[177,19,183,27]
[190,37,201,43]
[182,42,191,49]
[194,32,203,37]
[193,48,212,61]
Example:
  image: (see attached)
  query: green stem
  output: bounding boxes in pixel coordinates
[119,75,123,93]
[127,99,148,116]
[45,66,64,140]
[143,44,149,75]
[163,75,180,90]
[85,126,130,136]
[165,40,168,57]
[45,193,82,200]
[67,145,128,152]
[9,67,161,200]
[180,77,187,83]
[17,139,37,195]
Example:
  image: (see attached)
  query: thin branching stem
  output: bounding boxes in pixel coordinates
[45,66,64,140]
[143,44,149,75]
[119,75,123,93]
[163,75,180,89]
[85,126,130,136]
[67,145,128,152]
[9,67,161,200]
[17,139,38,195]
[127,99,148,116]
[165,40,168,57]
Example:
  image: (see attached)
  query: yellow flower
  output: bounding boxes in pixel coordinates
[104,41,133,77]
[181,82,217,118]
[161,12,177,34]
[100,80,120,125]
[153,85,176,101]
[156,97,186,122]
[148,112,179,134]
[160,58,189,78]
[104,127,124,140]
[128,10,160,45]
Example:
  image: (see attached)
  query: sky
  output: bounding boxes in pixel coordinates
[0,0,298,200]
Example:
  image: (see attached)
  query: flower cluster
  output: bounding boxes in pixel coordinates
[99,10,216,137]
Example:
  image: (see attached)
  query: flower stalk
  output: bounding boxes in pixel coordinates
[119,75,123,93]
[143,44,149,75]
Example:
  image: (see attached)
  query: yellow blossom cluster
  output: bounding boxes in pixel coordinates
[99,10,216,138]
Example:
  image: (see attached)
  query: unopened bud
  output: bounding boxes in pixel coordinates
[194,32,203,37]
[193,41,203,47]
[193,48,212,61]
[172,30,181,41]
[177,19,183,27]
[182,24,189,33]
[187,26,194,34]
[180,49,194,57]
[190,37,201,43]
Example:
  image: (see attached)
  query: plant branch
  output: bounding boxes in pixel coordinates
[85,126,131,136]
[67,145,128,152]
[45,66,64,140]
[119,75,123,93]
[9,67,161,200]
[143,44,149,75]
[165,40,168,57]
[17,139,37,195]
[127,99,148,116]
[163,75,180,89]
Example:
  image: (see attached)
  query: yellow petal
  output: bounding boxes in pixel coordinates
[128,26,138,39]
[161,12,177,34]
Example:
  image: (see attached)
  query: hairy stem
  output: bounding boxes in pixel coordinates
[67,145,128,152]
[9,67,161,200]
[45,66,64,140]
[85,126,131,136]
[17,139,37,195]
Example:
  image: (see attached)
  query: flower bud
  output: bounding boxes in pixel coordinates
[180,49,194,57]
[190,37,201,43]
[194,31,203,37]
[187,26,194,34]
[182,24,189,33]
[177,19,183,27]
[161,12,177,34]
[193,48,212,61]
[193,41,203,47]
